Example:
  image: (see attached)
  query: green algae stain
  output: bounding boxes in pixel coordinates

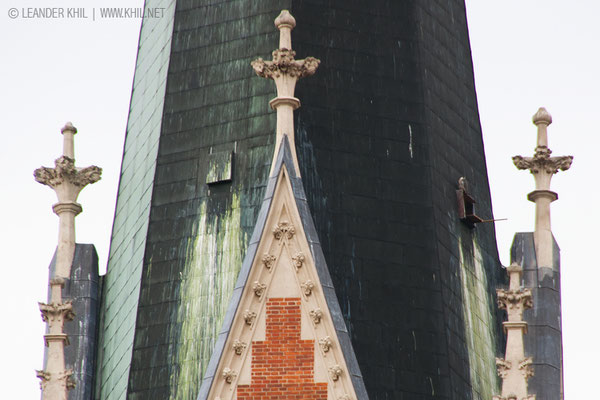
[170,193,247,400]
[458,237,499,400]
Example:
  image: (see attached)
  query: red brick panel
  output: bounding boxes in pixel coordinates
[237,297,328,400]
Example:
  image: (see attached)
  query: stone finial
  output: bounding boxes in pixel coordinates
[532,107,552,126]
[35,122,101,400]
[274,10,296,30]
[251,10,320,176]
[60,121,77,134]
[512,107,572,270]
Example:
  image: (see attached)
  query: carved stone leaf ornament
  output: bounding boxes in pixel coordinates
[301,280,315,296]
[512,150,573,175]
[519,357,534,380]
[309,308,323,324]
[252,281,267,297]
[329,365,343,381]
[273,221,295,240]
[495,358,512,378]
[36,370,51,390]
[222,368,237,384]
[251,49,320,80]
[292,251,305,271]
[34,156,102,188]
[58,369,76,390]
[262,253,276,269]
[243,310,257,325]
[496,288,533,311]
[39,301,75,324]
[232,340,247,355]
[319,336,332,353]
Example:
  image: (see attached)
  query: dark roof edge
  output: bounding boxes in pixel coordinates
[197,136,369,400]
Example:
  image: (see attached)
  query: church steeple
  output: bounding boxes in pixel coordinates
[34,123,101,400]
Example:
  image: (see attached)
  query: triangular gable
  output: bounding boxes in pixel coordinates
[197,136,368,400]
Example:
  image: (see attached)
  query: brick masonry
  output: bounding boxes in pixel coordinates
[237,298,327,400]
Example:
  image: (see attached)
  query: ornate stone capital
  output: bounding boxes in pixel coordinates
[34,156,102,190]
[497,288,533,313]
[252,49,320,80]
[39,301,75,325]
[512,150,573,175]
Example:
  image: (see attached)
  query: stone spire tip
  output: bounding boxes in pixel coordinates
[506,262,523,273]
[61,121,77,134]
[274,10,296,30]
[532,107,552,126]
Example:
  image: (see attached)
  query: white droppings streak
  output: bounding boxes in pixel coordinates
[408,124,414,159]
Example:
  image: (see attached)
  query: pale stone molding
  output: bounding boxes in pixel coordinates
[251,10,320,176]
[512,108,572,269]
